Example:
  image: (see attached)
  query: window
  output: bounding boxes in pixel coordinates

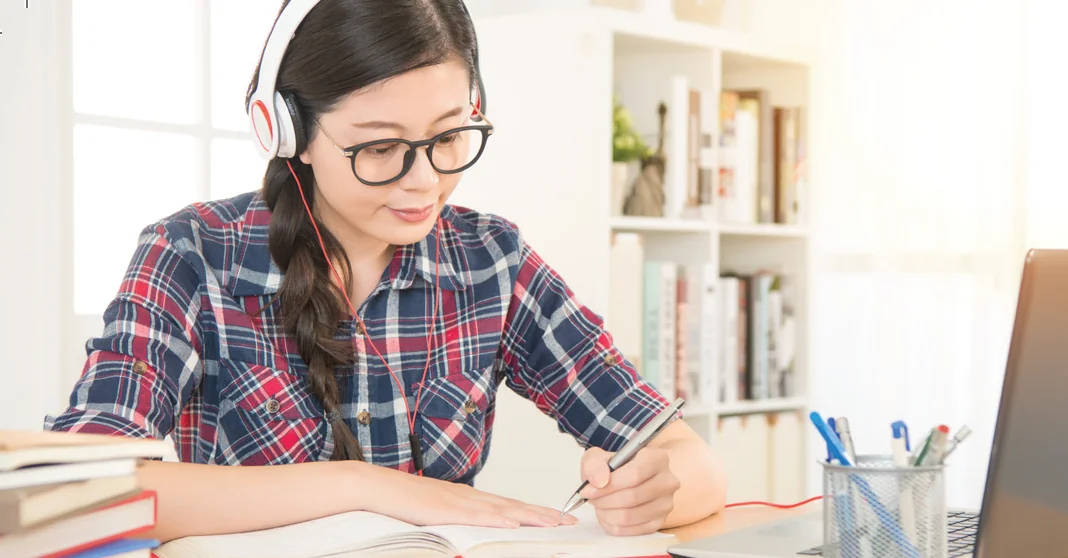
[71,0,279,314]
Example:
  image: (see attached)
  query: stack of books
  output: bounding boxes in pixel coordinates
[0,430,169,557]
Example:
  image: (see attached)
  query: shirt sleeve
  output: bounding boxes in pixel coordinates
[498,233,673,452]
[45,224,204,441]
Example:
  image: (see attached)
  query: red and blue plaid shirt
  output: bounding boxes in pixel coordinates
[45,191,671,484]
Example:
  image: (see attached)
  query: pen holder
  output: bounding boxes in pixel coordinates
[821,455,948,558]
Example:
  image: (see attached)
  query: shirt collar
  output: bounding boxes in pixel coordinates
[229,195,468,297]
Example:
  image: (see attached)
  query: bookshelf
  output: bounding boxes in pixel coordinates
[461,4,814,507]
[599,5,813,505]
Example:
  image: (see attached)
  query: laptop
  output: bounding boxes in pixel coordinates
[669,248,1068,558]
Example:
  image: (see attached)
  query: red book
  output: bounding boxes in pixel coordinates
[0,490,156,558]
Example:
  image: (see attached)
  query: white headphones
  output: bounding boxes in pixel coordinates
[246,0,487,161]
[247,0,323,160]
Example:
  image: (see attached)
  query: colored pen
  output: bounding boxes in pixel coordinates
[835,417,858,464]
[891,421,911,467]
[940,425,972,463]
[910,427,936,466]
[824,417,839,463]
[809,412,852,466]
[892,421,917,545]
[922,425,950,466]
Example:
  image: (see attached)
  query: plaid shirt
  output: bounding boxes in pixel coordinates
[45,191,671,484]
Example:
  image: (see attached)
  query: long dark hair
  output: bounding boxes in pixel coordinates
[245,0,479,461]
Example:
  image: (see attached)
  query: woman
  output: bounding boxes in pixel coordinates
[46,0,727,543]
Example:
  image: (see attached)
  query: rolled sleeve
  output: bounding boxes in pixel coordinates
[500,237,672,452]
[46,225,204,441]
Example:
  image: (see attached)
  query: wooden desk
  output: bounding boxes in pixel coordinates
[663,504,818,543]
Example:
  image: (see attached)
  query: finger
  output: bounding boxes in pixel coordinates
[587,476,663,511]
[582,451,662,500]
[465,492,576,526]
[596,497,674,533]
[601,516,667,537]
[580,447,613,489]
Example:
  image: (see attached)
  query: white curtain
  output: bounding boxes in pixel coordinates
[806,0,1047,508]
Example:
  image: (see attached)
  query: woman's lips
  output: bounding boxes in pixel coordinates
[388,204,434,223]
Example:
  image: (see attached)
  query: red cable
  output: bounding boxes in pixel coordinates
[288,160,441,476]
[724,495,823,509]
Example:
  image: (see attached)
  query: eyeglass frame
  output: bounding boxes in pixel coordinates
[314,104,494,186]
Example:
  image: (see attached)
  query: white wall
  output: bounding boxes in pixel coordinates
[0,0,71,430]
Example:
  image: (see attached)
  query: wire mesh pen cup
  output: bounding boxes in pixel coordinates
[821,455,948,558]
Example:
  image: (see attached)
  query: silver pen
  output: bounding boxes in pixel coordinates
[559,398,686,516]
[835,417,857,464]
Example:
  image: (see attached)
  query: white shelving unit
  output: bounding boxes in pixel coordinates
[461,4,815,507]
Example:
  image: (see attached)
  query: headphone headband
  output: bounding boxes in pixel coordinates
[248,0,322,160]
[247,0,486,161]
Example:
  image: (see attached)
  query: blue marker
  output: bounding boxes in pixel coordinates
[809,411,852,465]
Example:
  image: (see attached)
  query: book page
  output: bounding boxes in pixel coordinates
[153,510,450,558]
[428,507,675,555]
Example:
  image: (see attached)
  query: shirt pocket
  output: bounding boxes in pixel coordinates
[416,364,497,483]
[215,360,326,465]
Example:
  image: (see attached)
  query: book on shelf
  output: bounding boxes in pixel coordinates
[719,271,798,404]
[153,507,675,558]
[718,88,805,227]
[0,430,163,557]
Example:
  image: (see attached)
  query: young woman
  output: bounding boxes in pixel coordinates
[46,0,726,543]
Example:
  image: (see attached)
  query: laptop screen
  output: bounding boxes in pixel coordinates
[977,250,1068,557]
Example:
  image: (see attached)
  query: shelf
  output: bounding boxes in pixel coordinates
[717,223,808,239]
[714,397,808,417]
[610,216,714,233]
[681,397,808,418]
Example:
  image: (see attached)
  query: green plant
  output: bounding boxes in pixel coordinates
[612,95,652,163]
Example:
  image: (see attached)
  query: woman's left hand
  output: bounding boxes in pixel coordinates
[578,446,681,536]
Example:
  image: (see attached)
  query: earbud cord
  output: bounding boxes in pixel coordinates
[287,160,441,475]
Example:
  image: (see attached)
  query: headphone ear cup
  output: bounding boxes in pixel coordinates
[273,91,304,159]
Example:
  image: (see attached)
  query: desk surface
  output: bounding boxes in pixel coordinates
[663,504,818,543]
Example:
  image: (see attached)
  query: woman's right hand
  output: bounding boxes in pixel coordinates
[362,464,578,529]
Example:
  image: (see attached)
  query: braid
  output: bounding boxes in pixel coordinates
[263,157,363,461]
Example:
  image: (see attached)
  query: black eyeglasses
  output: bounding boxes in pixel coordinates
[316,106,494,186]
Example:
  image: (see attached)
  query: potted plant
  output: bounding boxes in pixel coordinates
[611,95,652,215]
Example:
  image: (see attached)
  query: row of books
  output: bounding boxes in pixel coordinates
[0,430,167,558]
[718,88,806,226]
[636,76,805,226]
[607,233,798,407]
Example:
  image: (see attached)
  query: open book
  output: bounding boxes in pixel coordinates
[153,507,676,558]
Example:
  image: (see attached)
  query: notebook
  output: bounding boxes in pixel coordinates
[0,430,171,471]
[153,507,676,558]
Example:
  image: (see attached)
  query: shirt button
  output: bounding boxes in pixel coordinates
[463,398,478,415]
[264,398,281,414]
[357,410,371,425]
[132,360,148,375]
[354,322,365,336]
[604,354,620,366]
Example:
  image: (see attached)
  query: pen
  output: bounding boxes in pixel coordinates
[922,425,950,466]
[835,417,858,464]
[891,421,910,467]
[940,425,972,463]
[892,421,917,545]
[809,412,852,465]
[910,427,936,466]
[559,398,685,516]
